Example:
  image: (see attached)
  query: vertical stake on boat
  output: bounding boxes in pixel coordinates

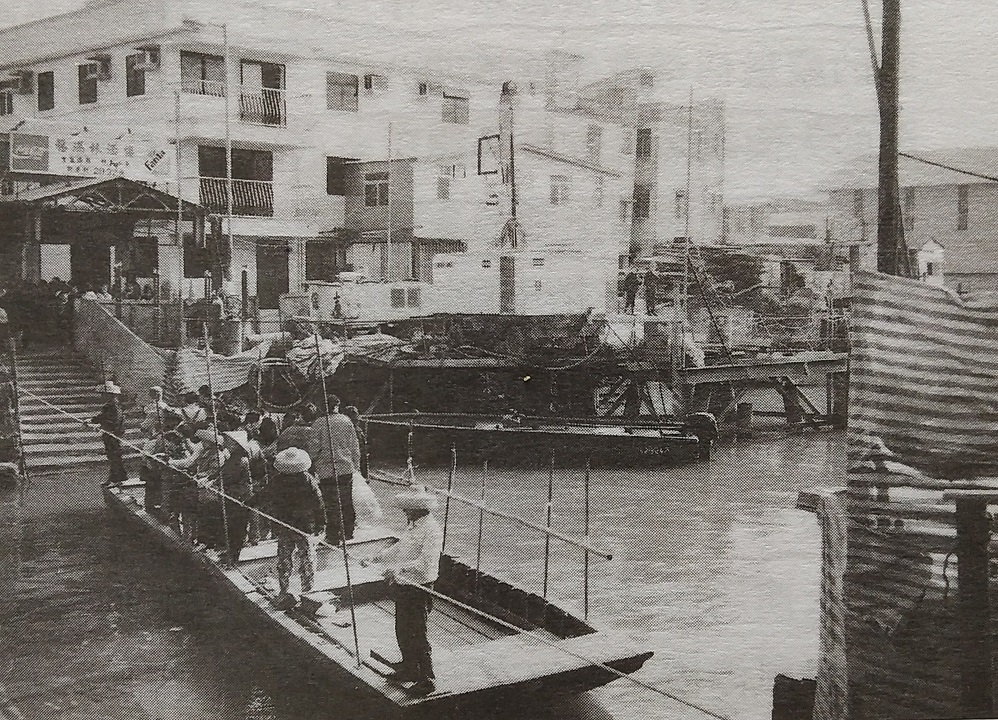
[442,444,456,553]
[543,448,554,600]
[313,329,363,666]
[475,459,488,596]
[583,456,591,621]
[255,346,263,409]
[203,323,231,564]
[8,338,27,486]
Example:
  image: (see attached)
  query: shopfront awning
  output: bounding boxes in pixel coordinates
[0,177,203,219]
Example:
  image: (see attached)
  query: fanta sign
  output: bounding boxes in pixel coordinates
[10,133,49,172]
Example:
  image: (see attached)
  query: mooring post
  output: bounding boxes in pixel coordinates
[543,448,555,599]
[474,460,487,596]
[442,444,456,553]
[955,496,993,716]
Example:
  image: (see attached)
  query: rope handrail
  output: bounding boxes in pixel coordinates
[368,469,612,559]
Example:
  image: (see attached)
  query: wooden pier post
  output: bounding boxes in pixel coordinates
[955,496,994,716]
[542,449,554,599]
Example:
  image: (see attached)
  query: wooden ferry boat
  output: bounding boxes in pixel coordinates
[103,480,653,714]
[365,412,714,466]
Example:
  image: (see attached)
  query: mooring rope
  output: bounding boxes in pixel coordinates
[17,385,732,720]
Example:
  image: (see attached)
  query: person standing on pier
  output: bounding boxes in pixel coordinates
[643,267,659,316]
[622,269,640,314]
[369,485,444,697]
[92,381,126,486]
[308,394,360,545]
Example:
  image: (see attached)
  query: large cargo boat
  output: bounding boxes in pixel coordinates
[365,412,714,466]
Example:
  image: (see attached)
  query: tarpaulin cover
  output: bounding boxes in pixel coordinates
[849,271,998,478]
[171,341,275,395]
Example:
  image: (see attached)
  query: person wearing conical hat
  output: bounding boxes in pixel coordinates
[370,485,444,697]
[91,381,126,486]
[248,447,325,601]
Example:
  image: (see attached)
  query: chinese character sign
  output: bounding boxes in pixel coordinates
[9,131,172,181]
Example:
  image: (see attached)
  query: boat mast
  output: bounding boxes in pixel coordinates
[386,121,393,281]
[678,88,694,379]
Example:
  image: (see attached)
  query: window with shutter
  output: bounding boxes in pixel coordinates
[442,91,470,124]
[37,71,54,111]
[326,72,358,111]
[126,54,146,97]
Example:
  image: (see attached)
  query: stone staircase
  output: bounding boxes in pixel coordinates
[15,347,142,474]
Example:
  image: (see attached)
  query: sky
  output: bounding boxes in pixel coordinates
[2,0,996,202]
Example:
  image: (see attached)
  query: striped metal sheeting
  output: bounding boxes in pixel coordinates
[849,271,998,478]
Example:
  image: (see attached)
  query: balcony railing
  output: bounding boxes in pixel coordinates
[199,177,274,217]
[181,81,286,127]
[239,86,286,127]
[182,78,226,97]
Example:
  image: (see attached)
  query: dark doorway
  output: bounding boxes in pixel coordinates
[499,255,515,314]
[71,243,111,291]
[256,239,289,309]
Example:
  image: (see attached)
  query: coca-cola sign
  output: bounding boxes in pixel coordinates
[9,133,49,172]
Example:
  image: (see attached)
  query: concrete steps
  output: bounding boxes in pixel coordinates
[16,349,142,473]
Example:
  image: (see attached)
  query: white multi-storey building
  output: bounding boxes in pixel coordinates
[0,0,685,317]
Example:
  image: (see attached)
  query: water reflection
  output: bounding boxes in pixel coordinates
[1,433,836,720]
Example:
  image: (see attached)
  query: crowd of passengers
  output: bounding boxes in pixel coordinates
[134,383,370,570]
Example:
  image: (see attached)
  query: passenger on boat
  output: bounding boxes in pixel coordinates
[157,431,188,537]
[258,414,280,459]
[240,409,263,440]
[168,427,225,545]
[140,386,180,439]
[209,430,263,565]
[198,385,217,425]
[371,485,444,697]
[308,395,360,545]
[276,406,313,453]
[341,406,368,479]
[177,392,209,434]
[248,447,325,600]
[91,381,127,486]
[141,433,168,521]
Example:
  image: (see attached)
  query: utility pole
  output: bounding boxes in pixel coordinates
[876,0,904,276]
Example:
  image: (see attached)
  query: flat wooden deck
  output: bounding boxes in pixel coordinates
[109,482,651,706]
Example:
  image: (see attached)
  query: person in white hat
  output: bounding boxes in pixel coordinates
[249,447,324,601]
[91,381,126,486]
[370,485,444,697]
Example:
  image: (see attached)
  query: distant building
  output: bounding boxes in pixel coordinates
[829,149,998,292]
[551,63,727,263]
[723,197,831,246]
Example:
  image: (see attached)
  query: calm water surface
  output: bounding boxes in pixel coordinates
[0,432,843,720]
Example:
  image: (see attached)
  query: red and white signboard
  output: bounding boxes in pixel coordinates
[9,130,171,181]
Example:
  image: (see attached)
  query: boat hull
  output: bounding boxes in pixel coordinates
[102,482,653,713]
[365,413,706,467]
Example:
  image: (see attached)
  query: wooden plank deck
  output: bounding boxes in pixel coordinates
[107,483,652,708]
